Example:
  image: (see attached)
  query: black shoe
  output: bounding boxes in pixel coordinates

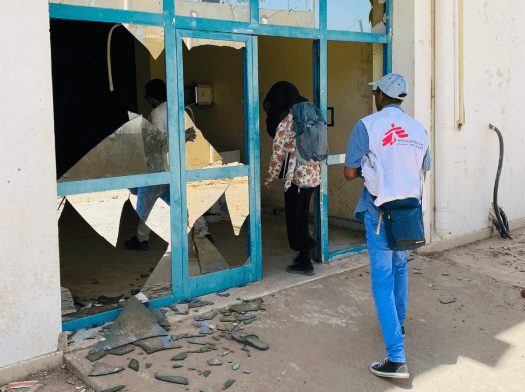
[401,326,405,337]
[125,236,149,251]
[286,263,315,276]
[370,359,409,379]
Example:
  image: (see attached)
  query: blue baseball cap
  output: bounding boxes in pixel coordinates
[369,73,408,100]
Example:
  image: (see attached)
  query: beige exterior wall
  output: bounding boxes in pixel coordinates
[0,1,62,369]
[394,0,525,248]
[392,0,433,242]
[441,0,525,238]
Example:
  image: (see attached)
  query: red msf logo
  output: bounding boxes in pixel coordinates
[382,123,408,146]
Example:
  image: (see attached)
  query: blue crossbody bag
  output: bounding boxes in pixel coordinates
[377,198,425,251]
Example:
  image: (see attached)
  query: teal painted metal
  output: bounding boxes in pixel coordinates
[186,166,250,182]
[62,308,121,332]
[328,245,368,261]
[61,295,175,332]
[312,40,321,262]
[174,29,190,298]
[57,172,170,197]
[48,3,164,25]
[327,153,345,165]
[383,0,394,75]
[178,31,257,297]
[319,4,329,262]
[185,265,254,298]
[326,30,387,44]
[249,35,262,280]
[250,0,259,25]
[175,16,322,39]
[165,0,185,302]
[242,46,251,260]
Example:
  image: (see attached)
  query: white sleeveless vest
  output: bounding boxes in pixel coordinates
[360,106,429,210]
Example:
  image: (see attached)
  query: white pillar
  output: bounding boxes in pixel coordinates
[0,0,61,369]
[434,0,455,238]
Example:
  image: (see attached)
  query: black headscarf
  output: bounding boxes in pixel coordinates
[264,81,308,139]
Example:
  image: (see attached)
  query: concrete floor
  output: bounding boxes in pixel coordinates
[64,251,525,392]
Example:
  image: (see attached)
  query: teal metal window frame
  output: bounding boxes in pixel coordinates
[50,0,392,331]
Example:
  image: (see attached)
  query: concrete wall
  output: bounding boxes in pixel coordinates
[440,0,525,238]
[394,0,525,248]
[0,1,62,369]
[392,0,433,241]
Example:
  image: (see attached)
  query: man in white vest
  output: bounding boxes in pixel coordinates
[344,73,430,379]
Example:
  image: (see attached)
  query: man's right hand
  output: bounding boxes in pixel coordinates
[344,166,360,181]
[185,127,197,142]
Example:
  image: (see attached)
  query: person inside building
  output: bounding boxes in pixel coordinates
[263,81,321,276]
[125,79,209,251]
[344,73,431,379]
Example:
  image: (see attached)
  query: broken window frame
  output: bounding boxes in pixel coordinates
[49,0,392,331]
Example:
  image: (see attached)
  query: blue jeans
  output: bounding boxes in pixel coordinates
[364,211,408,363]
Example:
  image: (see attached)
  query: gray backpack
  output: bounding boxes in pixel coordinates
[292,102,328,166]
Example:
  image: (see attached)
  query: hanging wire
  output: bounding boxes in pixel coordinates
[107,23,122,92]
[489,124,512,240]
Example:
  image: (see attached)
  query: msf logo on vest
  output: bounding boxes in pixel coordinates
[382,124,408,147]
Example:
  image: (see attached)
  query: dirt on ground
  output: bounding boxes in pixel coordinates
[428,226,525,289]
[1,366,94,392]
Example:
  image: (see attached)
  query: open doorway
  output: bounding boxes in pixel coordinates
[258,37,371,273]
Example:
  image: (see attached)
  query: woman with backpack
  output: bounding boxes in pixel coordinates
[263,81,321,276]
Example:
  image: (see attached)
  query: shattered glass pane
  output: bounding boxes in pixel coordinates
[187,178,250,277]
[260,0,318,28]
[59,191,173,321]
[328,0,385,33]
[175,0,250,23]
[182,37,250,277]
[51,21,168,180]
[49,0,163,13]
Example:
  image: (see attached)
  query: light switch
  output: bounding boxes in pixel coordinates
[195,84,213,105]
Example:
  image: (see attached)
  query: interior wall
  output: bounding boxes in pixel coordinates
[326,41,373,221]
[0,0,62,369]
[182,44,246,161]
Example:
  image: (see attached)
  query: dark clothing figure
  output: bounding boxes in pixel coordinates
[264,81,308,139]
[284,182,316,251]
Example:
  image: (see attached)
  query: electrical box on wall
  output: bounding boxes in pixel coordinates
[195,84,214,106]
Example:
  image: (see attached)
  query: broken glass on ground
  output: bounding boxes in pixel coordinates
[128,359,139,372]
[154,375,189,385]
[107,345,135,356]
[89,296,167,354]
[229,298,263,313]
[88,362,124,377]
[133,336,182,354]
